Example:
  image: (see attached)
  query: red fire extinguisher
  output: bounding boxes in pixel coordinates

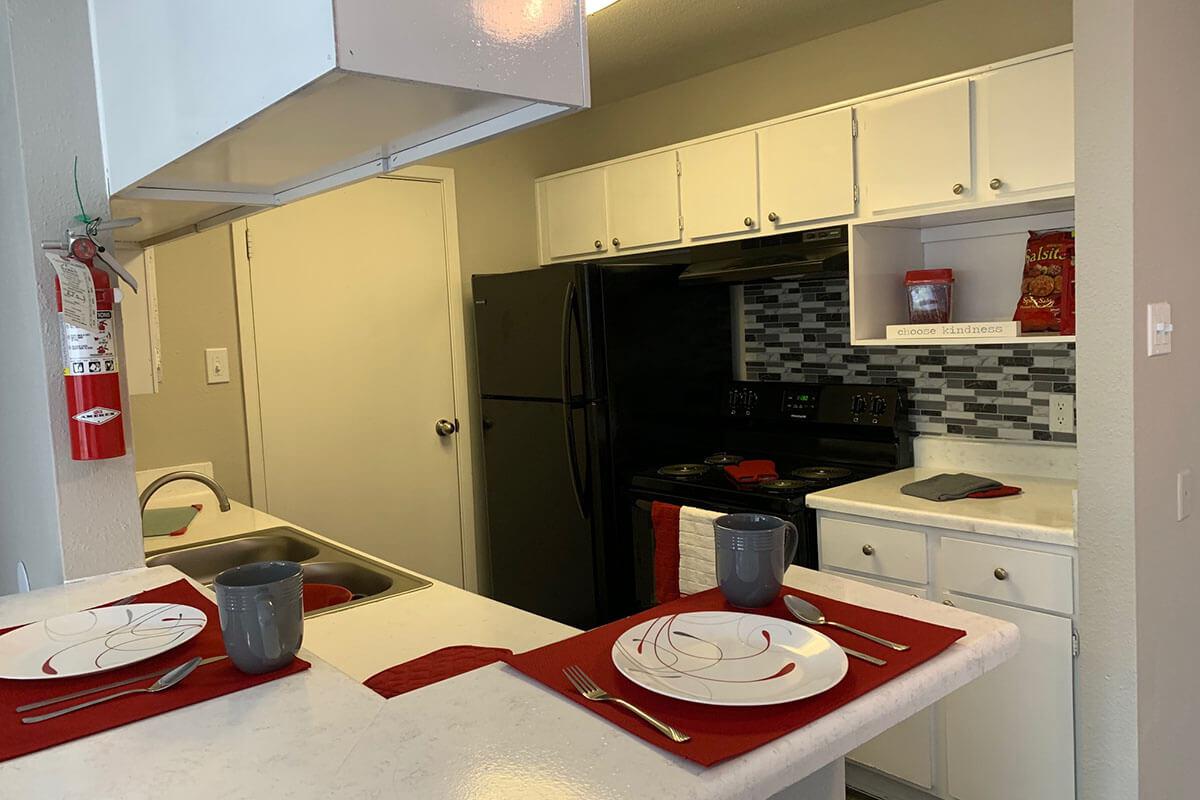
[56,236,126,460]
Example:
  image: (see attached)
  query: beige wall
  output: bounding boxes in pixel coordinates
[428,0,1073,282]
[130,227,252,504]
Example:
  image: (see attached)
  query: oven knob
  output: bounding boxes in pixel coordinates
[851,395,867,414]
[871,396,889,415]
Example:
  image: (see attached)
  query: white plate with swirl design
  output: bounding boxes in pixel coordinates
[0,603,207,680]
[611,611,849,706]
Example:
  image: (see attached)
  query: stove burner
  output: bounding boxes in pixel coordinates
[758,479,810,493]
[791,466,853,482]
[658,463,709,478]
[704,453,744,466]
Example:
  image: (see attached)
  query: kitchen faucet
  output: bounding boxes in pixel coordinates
[139,471,232,516]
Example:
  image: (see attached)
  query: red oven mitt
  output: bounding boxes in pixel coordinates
[724,459,778,484]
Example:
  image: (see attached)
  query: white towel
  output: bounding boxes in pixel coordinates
[678,506,723,596]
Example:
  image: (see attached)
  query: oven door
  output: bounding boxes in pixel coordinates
[628,489,817,612]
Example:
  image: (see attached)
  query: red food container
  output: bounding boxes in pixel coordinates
[905,269,955,324]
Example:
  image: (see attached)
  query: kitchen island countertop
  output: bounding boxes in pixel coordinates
[3,521,1017,799]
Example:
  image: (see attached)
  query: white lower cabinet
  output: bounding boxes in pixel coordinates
[840,573,935,790]
[817,512,1077,800]
[942,593,1076,800]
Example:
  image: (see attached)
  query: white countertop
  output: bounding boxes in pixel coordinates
[806,467,1077,547]
[2,508,1019,799]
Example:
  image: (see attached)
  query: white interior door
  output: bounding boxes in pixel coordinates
[246,176,464,586]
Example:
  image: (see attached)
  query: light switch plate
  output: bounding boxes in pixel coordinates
[1148,302,1173,356]
[204,347,230,384]
[1179,469,1193,522]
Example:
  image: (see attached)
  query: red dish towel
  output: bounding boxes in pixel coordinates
[0,579,310,764]
[724,459,778,484]
[968,485,1023,498]
[504,587,966,767]
[651,501,682,604]
[364,645,513,699]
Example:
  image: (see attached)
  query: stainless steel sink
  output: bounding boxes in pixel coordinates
[145,526,431,616]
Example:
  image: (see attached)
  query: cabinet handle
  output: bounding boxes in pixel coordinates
[861,544,875,556]
[767,211,779,223]
[743,216,754,228]
[952,183,965,195]
[994,567,1009,581]
[989,177,1003,190]
[943,599,955,607]
[594,240,603,249]
[611,237,621,248]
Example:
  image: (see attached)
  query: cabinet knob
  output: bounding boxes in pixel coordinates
[611,237,621,248]
[743,216,754,228]
[952,183,966,195]
[594,240,603,249]
[989,177,1003,190]
[767,211,779,223]
[943,599,955,607]
[862,544,875,556]
[994,567,1009,581]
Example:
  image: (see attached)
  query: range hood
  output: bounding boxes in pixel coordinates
[90,1,589,245]
[677,225,849,284]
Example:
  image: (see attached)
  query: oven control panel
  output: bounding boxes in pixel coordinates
[724,382,906,427]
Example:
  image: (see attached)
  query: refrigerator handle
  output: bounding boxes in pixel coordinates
[561,281,589,520]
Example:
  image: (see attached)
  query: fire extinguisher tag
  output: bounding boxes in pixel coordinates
[46,252,99,333]
[61,310,118,377]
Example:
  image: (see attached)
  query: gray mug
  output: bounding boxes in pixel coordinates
[214,560,304,674]
[714,513,799,608]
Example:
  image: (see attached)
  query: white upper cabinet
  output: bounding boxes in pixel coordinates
[606,152,682,251]
[679,131,761,241]
[977,52,1075,197]
[857,78,973,214]
[759,107,857,229]
[541,170,609,260]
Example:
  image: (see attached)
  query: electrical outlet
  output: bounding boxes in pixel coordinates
[1050,394,1075,433]
[1179,469,1193,522]
[205,347,230,385]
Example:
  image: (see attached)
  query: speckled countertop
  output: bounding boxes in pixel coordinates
[806,467,1076,547]
[2,516,1018,798]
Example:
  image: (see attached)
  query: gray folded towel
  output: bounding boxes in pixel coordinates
[901,473,1003,502]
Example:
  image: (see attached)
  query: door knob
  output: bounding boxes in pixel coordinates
[593,240,603,249]
[743,216,755,227]
[767,211,779,223]
[989,177,1003,190]
[435,419,458,437]
[611,237,621,247]
[952,183,965,195]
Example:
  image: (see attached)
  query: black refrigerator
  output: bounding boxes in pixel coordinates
[473,263,732,627]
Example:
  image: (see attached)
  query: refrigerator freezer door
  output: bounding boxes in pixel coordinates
[473,266,590,401]
[481,397,599,627]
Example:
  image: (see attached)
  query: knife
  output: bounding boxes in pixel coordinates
[14,655,227,713]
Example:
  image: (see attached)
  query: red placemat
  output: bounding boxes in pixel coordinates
[363,645,512,699]
[0,579,310,763]
[504,587,966,767]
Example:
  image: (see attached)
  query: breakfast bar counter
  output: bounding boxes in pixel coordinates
[0,554,1017,799]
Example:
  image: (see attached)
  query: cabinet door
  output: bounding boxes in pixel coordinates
[978,52,1074,196]
[606,151,681,251]
[678,131,759,241]
[858,79,972,213]
[839,573,935,790]
[943,593,1076,800]
[541,169,608,260]
[759,108,856,229]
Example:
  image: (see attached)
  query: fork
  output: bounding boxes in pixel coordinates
[562,665,690,743]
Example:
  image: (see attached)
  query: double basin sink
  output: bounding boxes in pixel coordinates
[145,526,431,617]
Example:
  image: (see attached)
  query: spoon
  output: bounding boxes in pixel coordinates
[22,656,204,724]
[784,595,910,652]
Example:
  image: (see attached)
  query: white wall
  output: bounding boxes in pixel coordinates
[0,1,142,594]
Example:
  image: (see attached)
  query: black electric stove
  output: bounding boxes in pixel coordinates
[627,381,911,610]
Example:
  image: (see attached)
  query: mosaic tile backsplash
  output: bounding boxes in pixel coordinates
[742,277,1077,443]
